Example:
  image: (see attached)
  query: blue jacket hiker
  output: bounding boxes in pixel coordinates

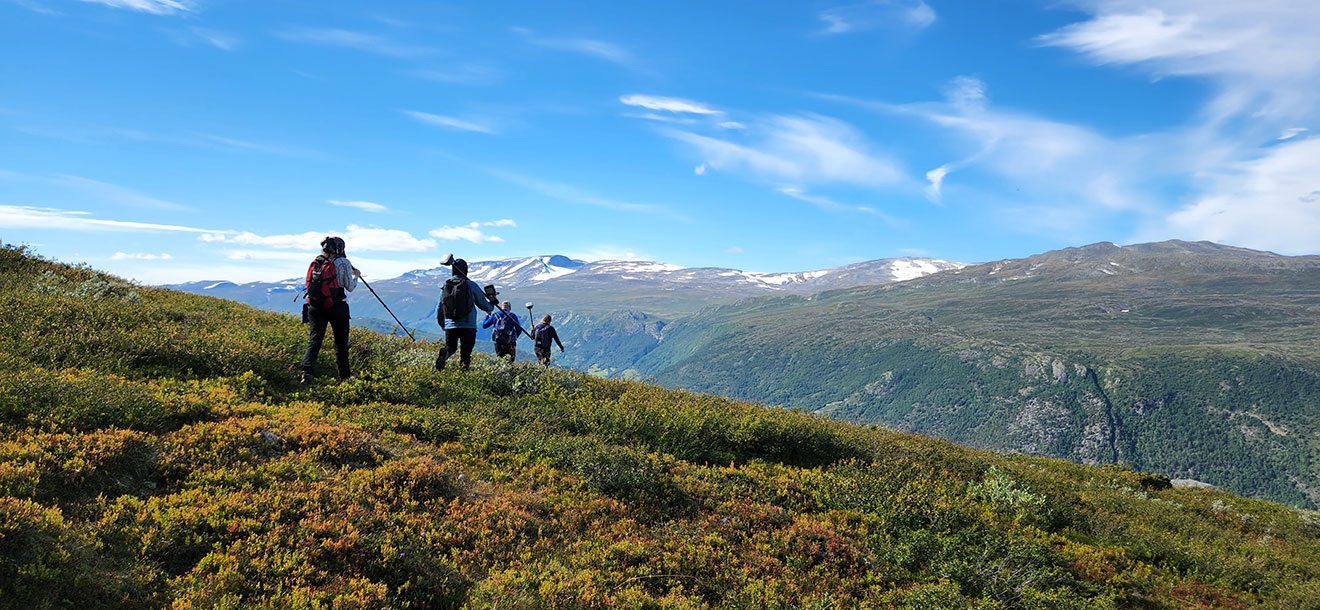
[435,258,493,371]
[482,301,523,362]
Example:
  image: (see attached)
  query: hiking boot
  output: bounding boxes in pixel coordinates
[300,372,313,386]
[434,348,447,371]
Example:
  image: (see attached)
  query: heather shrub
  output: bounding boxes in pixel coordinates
[1,245,1319,609]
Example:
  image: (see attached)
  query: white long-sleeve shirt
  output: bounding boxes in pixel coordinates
[333,256,357,294]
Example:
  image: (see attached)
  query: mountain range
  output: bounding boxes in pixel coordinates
[167,255,965,345]
[169,241,1320,509]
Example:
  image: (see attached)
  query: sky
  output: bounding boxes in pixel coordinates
[1,0,1317,284]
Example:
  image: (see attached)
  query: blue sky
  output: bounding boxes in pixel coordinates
[1,0,1317,284]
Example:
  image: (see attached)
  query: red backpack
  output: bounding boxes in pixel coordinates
[305,255,345,310]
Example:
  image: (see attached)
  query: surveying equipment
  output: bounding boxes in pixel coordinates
[359,278,415,341]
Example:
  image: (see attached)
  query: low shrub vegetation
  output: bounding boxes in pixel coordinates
[2,244,1319,609]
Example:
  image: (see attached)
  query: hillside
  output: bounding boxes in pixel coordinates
[622,241,1320,509]
[4,247,1320,608]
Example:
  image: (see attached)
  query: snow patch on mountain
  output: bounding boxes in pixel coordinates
[889,259,960,281]
[589,261,686,274]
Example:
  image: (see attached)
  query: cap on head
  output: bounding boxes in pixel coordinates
[501,301,511,309]
[320,236,345,256]
[451,258,468,276]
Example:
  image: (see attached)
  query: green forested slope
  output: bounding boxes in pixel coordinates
[629,242,1320,508]
[3,243,1320,609]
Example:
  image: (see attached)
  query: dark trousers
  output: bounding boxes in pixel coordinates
[300,302,350,379]
[494,341,516,362]
[535,346,552,366]
[436,328,477,370]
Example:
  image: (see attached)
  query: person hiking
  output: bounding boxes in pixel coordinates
[531,314,564,366]
[299,236,360,385]
[436,257,493,370]
[482,301,523,363]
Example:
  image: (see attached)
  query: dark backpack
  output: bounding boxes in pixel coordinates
[440,276,472,321]
[305,255,344,310]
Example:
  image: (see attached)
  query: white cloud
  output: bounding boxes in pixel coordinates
[79,0,192,14]
[0,205,225,234]
[328,199,389,213]
[1278,127,1308,141]
[111,252,172,260]
[207,225,436,252]
[1146,137,1320,254]
[694,163,708,176]
[0,171,191,211]
[483,219,516,228]
[778,186,907,227]
[1038,0,1320,123]
[55,174,191,211]
[486,168,684,220]
[817,0,936,36]
[1036,0,1320,252]
[666,114,906,189]
[401,110,496,134]
[822,78,1158,212]
[512,27,633,67]
[717,121,746,130]
[923,165,950,204]
[275,28,440,59]
[619,95,720,115]
[428,223,506,244]
[727,247,744,254]
[166,27,240,50]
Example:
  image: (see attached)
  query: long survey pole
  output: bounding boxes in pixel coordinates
[358,277,416,341]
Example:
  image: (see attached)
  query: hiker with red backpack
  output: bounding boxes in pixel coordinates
[435,257,493,371]
[299,236,360,385]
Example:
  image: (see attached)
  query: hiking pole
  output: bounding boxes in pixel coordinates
[358,277,416,341]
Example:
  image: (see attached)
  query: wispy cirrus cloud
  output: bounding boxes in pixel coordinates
[777,187,907,227]
[619,95,720,115]
[401,110,497,134]
[275,27,441,59]
[0,170,192,211]
[816,0,936,36]
[428,219,515,244]
[79,0,192,15]
[666,114,907,189]
[818,77,1159,211]
[1036,0,1320,253]
[511,27,633,67]
[487,168,685,221]
[0,204,224,234]
[165,27,239,50]
[1038,0,1320,123]
[328,200,389,213]
[1143,136,1320,254]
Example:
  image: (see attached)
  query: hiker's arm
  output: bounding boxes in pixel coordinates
[482,314,496,329]
[553,329,564,351]
[337,258,358,292]
[473,281,494,313]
